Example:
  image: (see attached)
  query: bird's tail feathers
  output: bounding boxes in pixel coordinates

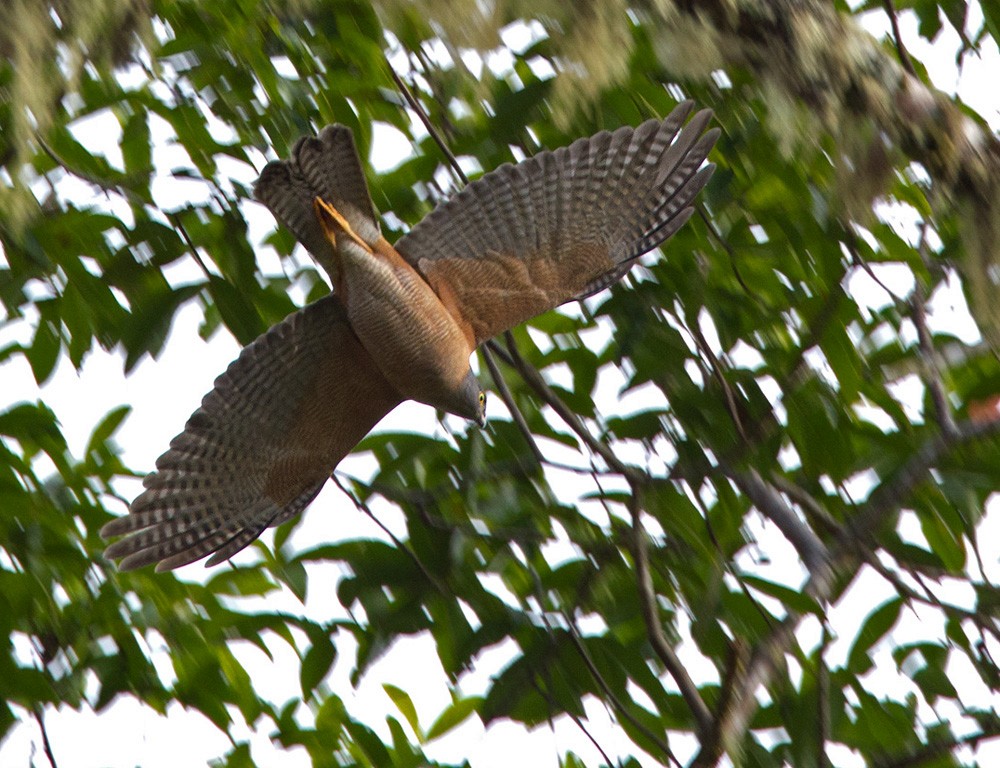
[254,125,381,280]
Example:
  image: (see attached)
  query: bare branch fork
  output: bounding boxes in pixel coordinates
[727,469,830,577]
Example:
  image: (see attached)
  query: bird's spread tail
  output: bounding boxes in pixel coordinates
[255,125,381,279]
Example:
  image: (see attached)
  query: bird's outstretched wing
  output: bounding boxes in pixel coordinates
[255,125,381,279]
[101,295,402,571]
[395,101,719,345]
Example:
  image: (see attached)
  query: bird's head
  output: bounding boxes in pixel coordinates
[455,369,487,428]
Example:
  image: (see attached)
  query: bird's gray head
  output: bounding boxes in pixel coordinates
[456,369,487,428]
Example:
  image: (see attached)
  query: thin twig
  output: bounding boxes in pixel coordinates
[696,206,760,305]
[33,706,58,768]
[873,726,1000,768]
[627,491,714,737]
[528,673,620,767]
[165,210,214,280]
[882,0,916,76]
[526,561,620,765]
[522,569,572,759]
[331,474,448,594]
[36,135,145,207]
[483,339,617,475]
[688,321,748,443]
[39,126,215,281]
[911,274,958,439]
[355,471,605,543]
[562,611,679,766]
[843,229,902,300]
[713,278,844,473]
[480,341,545,466]
[502,333,646,483]
[818,625,830,768]
[866,553,1000,644]
[385,59,469,185]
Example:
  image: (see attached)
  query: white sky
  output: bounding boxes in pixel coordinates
[2,6,1000,767]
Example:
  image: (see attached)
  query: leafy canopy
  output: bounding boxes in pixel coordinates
[2,0,1000,766]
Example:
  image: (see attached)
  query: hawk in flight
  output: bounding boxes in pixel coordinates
[102,101,719,570]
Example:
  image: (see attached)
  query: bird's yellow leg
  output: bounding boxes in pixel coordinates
[313,197,373,254]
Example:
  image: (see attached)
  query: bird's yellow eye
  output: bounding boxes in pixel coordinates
[479,392,486,405]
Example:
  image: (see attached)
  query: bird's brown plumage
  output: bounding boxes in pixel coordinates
[101,101,719,570]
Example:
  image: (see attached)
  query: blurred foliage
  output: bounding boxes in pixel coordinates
[2,0,1000,766]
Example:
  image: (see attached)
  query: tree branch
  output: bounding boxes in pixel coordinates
[911,270,958,439]
[767,473,841,538]
[527,669,621,767]
[881,0,916,76]
[689,518,840,765]
[32,705,58,768]
[501,333,646,483]
[627,491,714,738]
[818,625,830,768]
[331,474,448,595]
[690,606,800,765]
[844,418,1000,547]
[562,610,680,766]
[873,725,1000,768]
[480,340,545,467]
[688,320,748,444]
[728,469,830,576]
[385,58,469,186]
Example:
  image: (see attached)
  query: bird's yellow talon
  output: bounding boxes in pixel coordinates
[314,197,372,253]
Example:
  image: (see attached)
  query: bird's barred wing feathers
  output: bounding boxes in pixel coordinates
[395,101,719,345]
[101,295,402,571]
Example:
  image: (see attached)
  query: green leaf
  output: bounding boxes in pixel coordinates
[207,276,265,346]
[425,695,483,742]
[344,720,393,766]
[300,631,336,699]
[122,282,202,372]
[384,684,422,741]
[206,568,277,597]
[121,110,152,177]
[0,402,63,445]
[85,405,130,455]
[847,598,903,673]
[982,0,1000,41]
[26,316,60,385]
[740,575,823,616]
